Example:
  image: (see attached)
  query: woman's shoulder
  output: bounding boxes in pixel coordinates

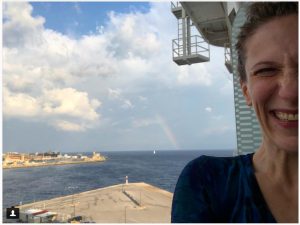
[183,153,253,176]
[172,153,255,222]
[176,153,254,190]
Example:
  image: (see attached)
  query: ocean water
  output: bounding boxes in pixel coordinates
[3,150,232,209]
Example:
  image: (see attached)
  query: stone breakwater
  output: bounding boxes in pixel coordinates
[13,182,173,223]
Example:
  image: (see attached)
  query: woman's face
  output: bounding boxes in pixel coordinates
[241,14,298,153]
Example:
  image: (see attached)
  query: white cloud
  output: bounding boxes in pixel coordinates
[54,120,85,132]
[42,88,100,121]
[205,107,212,112]
[138,96,147,102]
[107,11,161,58]
[3,1,234,137]
[4,86,101,132]
[3,2,45,48]
[121,100,134,109]
[3,2,105,132]
[108,88,121,99]
[108,88,134,110]
[176,64,212,86]
[3,1,213,95]
[120,53,152,78]
[3,88,41,117]
[132,117,158,128]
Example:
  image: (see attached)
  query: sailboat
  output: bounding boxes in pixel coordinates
[153,150,156,155]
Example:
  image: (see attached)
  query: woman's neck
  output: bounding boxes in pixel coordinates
[253,139,298,186]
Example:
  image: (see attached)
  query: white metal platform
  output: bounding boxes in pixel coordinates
[173,54,209,65]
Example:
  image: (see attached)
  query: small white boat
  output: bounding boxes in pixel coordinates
[153,150,156,155]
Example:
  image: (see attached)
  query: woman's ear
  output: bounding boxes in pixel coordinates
[240,80,252,106]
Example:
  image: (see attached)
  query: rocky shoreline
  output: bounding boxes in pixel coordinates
[3,158,106,169]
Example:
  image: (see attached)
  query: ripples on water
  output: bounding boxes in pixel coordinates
[3,150,232,208]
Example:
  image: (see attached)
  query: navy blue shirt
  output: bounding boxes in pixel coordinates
[171,153,277,223]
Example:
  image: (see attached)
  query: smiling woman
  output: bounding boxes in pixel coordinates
[240,14,298,154]
[238,5,298,222]
[171,2,298,223]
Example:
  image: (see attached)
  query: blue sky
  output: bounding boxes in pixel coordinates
[3,2,237,152]
[30,2,150,37]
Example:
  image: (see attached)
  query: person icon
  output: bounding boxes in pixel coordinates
[6,206,20,219]
[10,210,16,217]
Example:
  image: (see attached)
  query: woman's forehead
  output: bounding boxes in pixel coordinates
[244,15,298,69]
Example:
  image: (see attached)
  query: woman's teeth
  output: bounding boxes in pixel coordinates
[275,112,298,121]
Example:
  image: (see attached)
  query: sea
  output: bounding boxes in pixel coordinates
[3,150,233,209]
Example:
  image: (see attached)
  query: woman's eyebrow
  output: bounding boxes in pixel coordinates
[250,61,281,69]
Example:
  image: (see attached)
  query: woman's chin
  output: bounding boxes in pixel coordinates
[280,141,298,154]
[269,135,298,154]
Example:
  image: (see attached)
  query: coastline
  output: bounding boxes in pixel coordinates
[3,159,106,170]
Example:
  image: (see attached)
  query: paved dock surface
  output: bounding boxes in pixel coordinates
[17,182,173,223]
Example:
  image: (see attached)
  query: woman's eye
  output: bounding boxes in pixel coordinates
[253,68,278,76]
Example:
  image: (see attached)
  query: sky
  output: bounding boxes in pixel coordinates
[3,2,237,153]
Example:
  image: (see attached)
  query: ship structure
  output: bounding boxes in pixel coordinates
[171,2,261,155]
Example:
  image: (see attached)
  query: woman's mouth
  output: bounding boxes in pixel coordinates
[274,112,298,121]
[271,110,298,128]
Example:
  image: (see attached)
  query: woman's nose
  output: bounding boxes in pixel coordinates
[278,67,298,104]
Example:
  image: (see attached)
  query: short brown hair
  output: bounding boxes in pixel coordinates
[235,2,298,82]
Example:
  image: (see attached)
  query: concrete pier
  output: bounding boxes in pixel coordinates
[16,182,173,223]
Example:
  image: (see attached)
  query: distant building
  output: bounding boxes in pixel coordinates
[34,151,60,160]
[63,154,71,159]
[44,151,60,158]
[92,152,104,161]
[3,152,30,163]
